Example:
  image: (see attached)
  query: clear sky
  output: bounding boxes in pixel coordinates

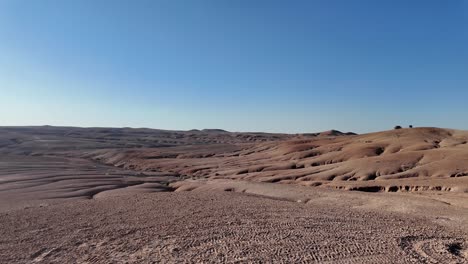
[0,0,467,133]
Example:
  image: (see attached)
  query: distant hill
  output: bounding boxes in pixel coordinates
[201,129,229,133]
[318,130,357,137]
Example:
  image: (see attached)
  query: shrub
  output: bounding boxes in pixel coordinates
[394,125,402,130]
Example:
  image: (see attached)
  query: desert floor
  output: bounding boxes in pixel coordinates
[1,182,467,263]
[0,126,467,263]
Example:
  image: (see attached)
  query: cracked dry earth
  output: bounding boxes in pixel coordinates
[1,191,467,264]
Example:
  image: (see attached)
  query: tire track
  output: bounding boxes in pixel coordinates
[399,236,468,264]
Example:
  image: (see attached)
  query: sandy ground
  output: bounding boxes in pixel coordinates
[0,155,176,212]
[1,180,467,263]
[1,126,467,263]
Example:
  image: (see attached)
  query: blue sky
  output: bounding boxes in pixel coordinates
[0,0,467,133]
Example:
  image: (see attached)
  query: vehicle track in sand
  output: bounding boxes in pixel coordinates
[1,191,466,263]
[399,236,468,263]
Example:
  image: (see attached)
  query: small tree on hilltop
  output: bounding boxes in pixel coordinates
[409,125,413,128]
[394,125,402,130]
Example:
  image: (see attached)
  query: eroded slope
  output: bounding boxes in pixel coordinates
[85,127,468,192]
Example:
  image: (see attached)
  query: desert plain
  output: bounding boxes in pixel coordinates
[0,126,467,263]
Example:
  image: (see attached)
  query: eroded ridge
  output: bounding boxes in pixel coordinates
[2,126,468,194]
[81,127,468,193]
